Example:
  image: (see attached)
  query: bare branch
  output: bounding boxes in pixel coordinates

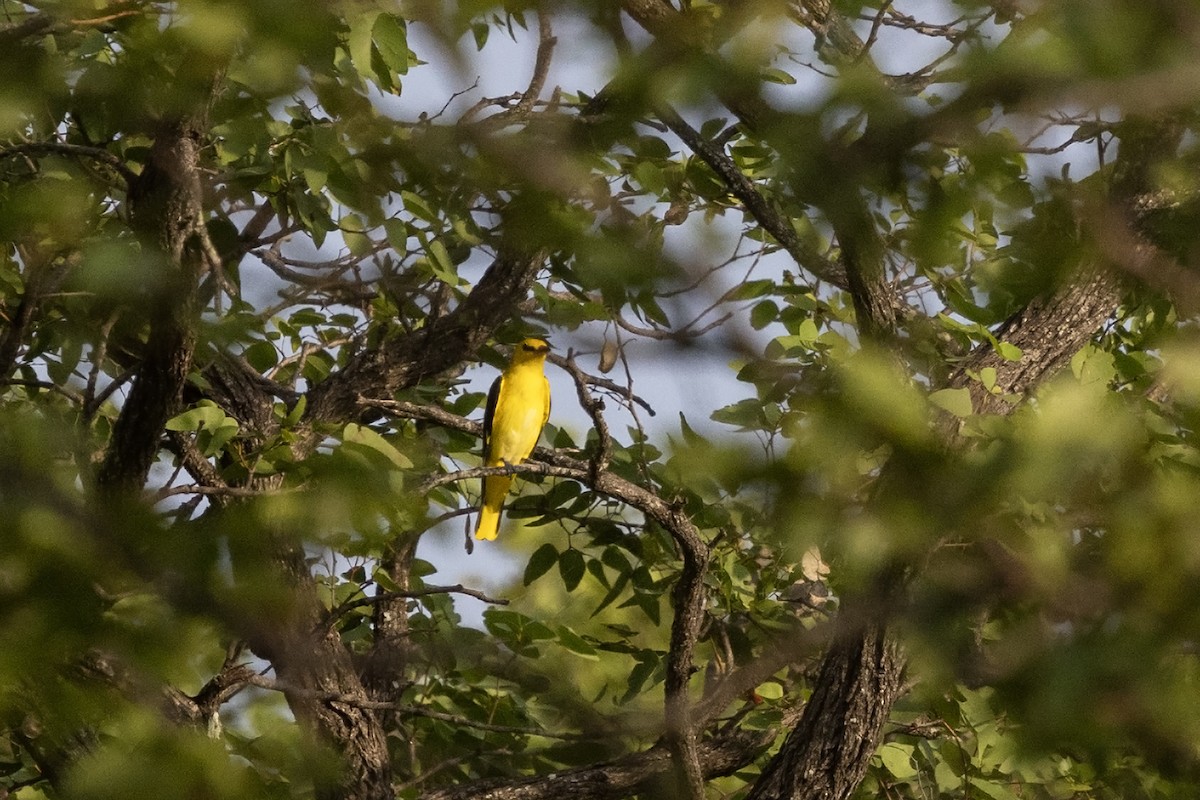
[693,620,833,728]
[149,483,279,502]
[0,378,84,403]
[191,648,258,720]
[0,141,138,186]
[545,354,657,417]
[516,11,556,117]
[96,93,219,494]
[402,706,589,741]
[0,11,55,42]
[0,250,74,385]
[654,104,847,289]
[563,349,613,483]
[417,727,777,800]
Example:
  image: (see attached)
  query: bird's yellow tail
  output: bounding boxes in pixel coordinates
[475,473,514,540]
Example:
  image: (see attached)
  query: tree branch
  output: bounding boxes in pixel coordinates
[661,502,710,800]
[417,727,778,800]
[655,104,847,289]
[303,246,547,433]
[95,96,219,494]
[0,140,138,186]
[562,349,613,483]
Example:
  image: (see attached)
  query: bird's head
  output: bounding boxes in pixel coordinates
[513,338,551,363]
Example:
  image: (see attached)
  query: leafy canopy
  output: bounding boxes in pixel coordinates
[3,1,1200,799]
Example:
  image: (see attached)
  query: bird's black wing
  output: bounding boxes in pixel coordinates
[482,375,502,460]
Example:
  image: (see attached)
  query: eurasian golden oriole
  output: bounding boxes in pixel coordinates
[474,338,551,540]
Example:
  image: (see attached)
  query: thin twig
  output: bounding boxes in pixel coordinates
[243,674,593,740]
[563,348,612,483]
[403,706,593,740]
[83,312,120,423]
[469,10,556,128]
[515,10,556,116]
[395,755,470,793]
[654,103,848,290]
[0,378,84,403]
[612,309,733,342]
[693,619,833,728]
[857,0,894,60]
[544,354,657,416]
[150,481,284,503]
[324,583,510,629]
[416,462,565,494]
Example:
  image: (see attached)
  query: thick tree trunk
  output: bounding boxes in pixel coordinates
[226,537,396,800]
[747,619,905,800]
[95,114,209,494]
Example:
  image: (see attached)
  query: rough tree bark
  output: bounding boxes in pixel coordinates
[95,107,215,494]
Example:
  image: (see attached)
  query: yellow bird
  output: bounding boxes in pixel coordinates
[475,338,552,541]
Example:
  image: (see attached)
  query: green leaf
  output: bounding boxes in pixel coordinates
[971,780,1021,800]
[754,681,783,700]
[342,423,413,468]
[878,742,919,780]
[166,402,231,432]
[796,317,819,343]
[730,278,775,300]
[341,214,372,256]
[929,387,974,418]
[761,67,797,85]
[622,652,661,702]
[242,339,278,372]
[402,190,438,225]
[427,238,457,284]
[284,395,307,427]
[471,21,489,50]
[523,543,558,585]
[300,158,328,191]
[712,398,767,430]
[997,341,1023,361]
[585,557,610,589]
[559,548,586,592]
[199,420,240,457]
[1071,344,1116,386]
[346,10,381,82]
[591,570,630,617]
[372,13,409,77]
[383,218,408,256]
[679,413,706,446]
[601,545,633,573]
[556,625,598,659]
[620,590,660,625]
[750,300,779,330]
[484,609,555,656]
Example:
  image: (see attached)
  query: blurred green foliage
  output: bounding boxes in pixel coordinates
[4,0,1200,798]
